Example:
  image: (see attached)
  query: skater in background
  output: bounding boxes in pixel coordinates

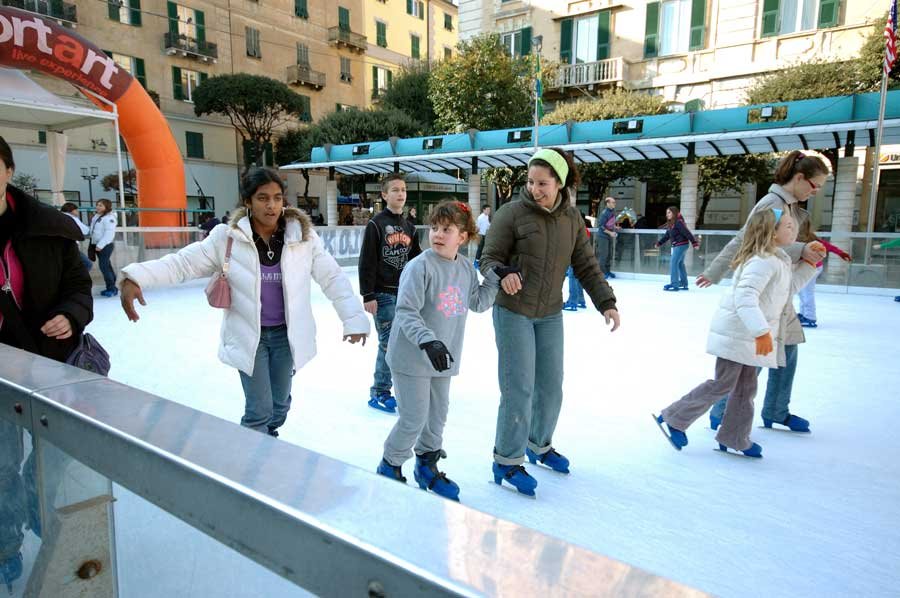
[60,202,93,272]
[795,212,852,328]
[597,197,619,278]
[120,167,369,435]
[474,205,491,267]
[563,213,591,311]
[655,206,699,291]
[406,206,419,226]
[199,212,221,238]
[0,136,94,593]
[90,198,118,297]
[480,147,619,496]
[655,209,823,457]
[871,238,899,302]
[358,173,422,413]
[377,201,504,501]
[700,150,830,433]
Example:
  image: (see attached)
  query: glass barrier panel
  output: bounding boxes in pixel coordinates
[0,420,40,598]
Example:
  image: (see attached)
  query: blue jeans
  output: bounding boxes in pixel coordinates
[492,305,565,465]
[97,243,116,291]
[566,266,584,305]
[79,252,93,273]
[371,292,396,397]
[710,344,799,423]
[239,325,294,433]
[670,244,689,287]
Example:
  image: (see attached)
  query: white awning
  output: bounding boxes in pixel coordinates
[0,67,116,131]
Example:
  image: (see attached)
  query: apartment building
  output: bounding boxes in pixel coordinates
[1,0,456,218]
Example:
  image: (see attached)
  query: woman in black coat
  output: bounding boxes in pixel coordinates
[0,136,92,591]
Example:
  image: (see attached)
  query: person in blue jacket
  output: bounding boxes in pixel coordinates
[655,206,699,291]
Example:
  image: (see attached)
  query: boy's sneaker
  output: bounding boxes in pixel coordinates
[368,392,397,413]
[606,272,616,279]
[678,285,689,291]
[414,450,460,501]
[376,458,406,482]
[525,447,570,473]
[100,288,118,297]
[663,284,679,291]
[763,413,810,433]
[894,295,900,302]
[798,314,817,328]
[577,301,586,309]
[492,463,537,496]
[710,413,722,431]
[562,301,578,312]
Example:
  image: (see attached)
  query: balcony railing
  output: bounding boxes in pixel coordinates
[286,64,326,90]
[328,26,367,53]
[556,57,624,88]
[164,32,218,63]
[1,0,77,25]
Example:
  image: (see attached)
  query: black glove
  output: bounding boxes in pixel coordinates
[419,340,454,372]
[494,265,523,281]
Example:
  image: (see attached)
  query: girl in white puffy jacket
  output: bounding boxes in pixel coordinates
[119,168,370,436]
[654,208,823,458]
[90,198,118,297]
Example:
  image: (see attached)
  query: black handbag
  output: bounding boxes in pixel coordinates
[87,243,97,262]
[0,290,109,376]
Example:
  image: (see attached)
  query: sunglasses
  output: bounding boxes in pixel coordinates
[806,178,821,192]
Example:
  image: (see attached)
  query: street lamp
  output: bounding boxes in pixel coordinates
[80,166,99,207]
[532,35,543,149]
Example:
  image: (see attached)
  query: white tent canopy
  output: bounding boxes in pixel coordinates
[0,67,123,207]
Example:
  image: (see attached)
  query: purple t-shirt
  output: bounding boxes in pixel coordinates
[260,263,285,326]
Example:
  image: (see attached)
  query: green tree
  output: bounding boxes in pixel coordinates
[101,169,137,194]
[429,34,534,132]
[192,74,308,167]
[11,173,37,198]
[482,167,527,205]
[274,128,316,205]
[381,63,437,134]
[696,155,774,226]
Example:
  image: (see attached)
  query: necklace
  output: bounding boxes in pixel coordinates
[256,236,275,261]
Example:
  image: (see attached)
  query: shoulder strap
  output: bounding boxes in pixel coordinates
[222,236,234,273]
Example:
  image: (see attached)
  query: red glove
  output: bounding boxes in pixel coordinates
[755,333,773,356]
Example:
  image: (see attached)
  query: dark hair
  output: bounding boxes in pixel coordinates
[481,205,490,212]
[240,167,285,204]
[666,205,680,226]
[380,173,406,194]
[773,151,829,185]
[429,199,478,241]
[0,136,14,170]
[60,202,79,213]
[528,147,580,190]
[96,199,113,213]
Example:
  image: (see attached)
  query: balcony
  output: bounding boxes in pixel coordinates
[286,64,326,90]
[555,57,624,89]
[1,0,77,26]
[328,26,367,53]
[164,32,218,64]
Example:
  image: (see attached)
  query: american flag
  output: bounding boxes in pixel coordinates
[886,0,898,74]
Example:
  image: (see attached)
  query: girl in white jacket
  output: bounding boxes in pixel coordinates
[90,198,118,297]
[119,168,370,435]
[654,208,823,457]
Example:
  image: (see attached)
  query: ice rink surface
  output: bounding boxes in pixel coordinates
[84,270,899,598]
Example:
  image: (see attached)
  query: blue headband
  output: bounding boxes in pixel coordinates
[772,208,783,224]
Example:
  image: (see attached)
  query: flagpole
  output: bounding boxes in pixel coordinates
[533,41,542,150]
[866,62,890,264]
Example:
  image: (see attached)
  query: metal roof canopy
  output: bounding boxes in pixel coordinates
[283,91,900,175]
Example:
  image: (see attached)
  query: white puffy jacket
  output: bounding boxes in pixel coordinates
[707,249,816,369]
[121,208,370,375]
[90,212,117,249]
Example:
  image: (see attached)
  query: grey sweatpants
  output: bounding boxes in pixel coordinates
[661,357,758,451]
[383,372,452,467]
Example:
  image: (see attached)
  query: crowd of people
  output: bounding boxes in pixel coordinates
[0,133,895,587]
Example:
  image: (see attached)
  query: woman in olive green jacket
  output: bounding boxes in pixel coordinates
[479,147,620,497]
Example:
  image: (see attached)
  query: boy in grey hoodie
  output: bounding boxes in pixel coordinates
[376,201,516,501]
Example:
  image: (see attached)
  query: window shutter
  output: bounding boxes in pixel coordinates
[520,26,532,56]
[300,96,312,122]
[199,72,208,84]
[135,58,146,88]
[418,1,424,20]
[644,2,659,58]
[265,143,274,167]
[172,66,183,100]
[560,18,573,63]
[196,10,206,44]
[597,10,610,60]
[387,70,393,88]
[373,66,378,97]
[411,35,420,59]
[108,0,119,21]
[406,0,412,15]
[130,0,141,26]
[339,7,350,31]
[295,0,308,18]
[689,0,706,50]
[761,0,780,37]
[167,1,178,37]
[817,0,840,28]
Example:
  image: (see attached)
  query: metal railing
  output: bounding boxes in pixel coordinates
[286,64,326,89]
[0,346,705,597]
[164,32,219,61]
[328,26,367,52]
[555,57,624,88]
[1,0,76,24]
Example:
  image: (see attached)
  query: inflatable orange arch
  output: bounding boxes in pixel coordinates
[0,6,185,227]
